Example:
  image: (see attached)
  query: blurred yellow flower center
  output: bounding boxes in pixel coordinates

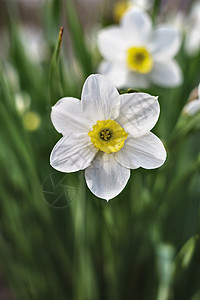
[113,1,131,22]
[127,47,153,74]
[88,120,128,154]
[22,111,41,131]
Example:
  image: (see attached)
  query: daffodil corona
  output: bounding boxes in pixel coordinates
[127,47,153,74]
[88,120,128,153]
[50,74,166,201]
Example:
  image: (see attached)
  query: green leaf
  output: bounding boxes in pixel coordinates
[49,26,64,105]
[65,0,92,77]
[175,235,199,269]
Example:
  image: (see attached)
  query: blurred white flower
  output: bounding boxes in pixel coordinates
[97,9,182,89]
[166,2,200,56]
[184,83,200,115]
[129,0,152,10]
[4,62,20,92]
[50,74,166,201]
[15,92,31,115]
[20,26,47,62]
[184,1,200,56]
[113,0,152,22]
[166,12,185,34]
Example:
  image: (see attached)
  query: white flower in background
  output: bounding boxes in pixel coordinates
[4,62,20,92]
[50,74,166,201]
[97,9,182,89]
[129,0,152,10]
[166,12,185,34]
[184,1,200,56]
[184,83,200,116]
[20,26,47,62]
[166,2,200,56]
[15,92,31,115]
[113,0,152,22]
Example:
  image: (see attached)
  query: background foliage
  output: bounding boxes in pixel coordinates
[0,0,200,299]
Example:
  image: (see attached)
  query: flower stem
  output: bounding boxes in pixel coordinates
[152,0,161,24]
[72,171,95,300]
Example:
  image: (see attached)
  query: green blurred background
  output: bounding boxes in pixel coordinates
[0,0,200,299]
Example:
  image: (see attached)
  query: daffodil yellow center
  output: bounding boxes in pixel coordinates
[113,1,131,22]
[127,47,153,74]
[88,120,128,154]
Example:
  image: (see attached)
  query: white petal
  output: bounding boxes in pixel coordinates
[121,9,152,44]
[198,83,200,99]
[99,63,150,90]
[116,92,160,137]
[115,133,166,169]
[81,74,120,122]
[184,100,200,116]
[123,71,150,89]
[98,61,128,88]
[150,60,182,87]
[85,152,130,201]
[97,26,130,62]
[150,26,181,60]
[184,28,200,56]
[50,134,98,173]
[51,97,91,135]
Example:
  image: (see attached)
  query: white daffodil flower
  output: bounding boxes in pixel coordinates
[184,1,200,56]
[129,0,152,10]
[50,74,166,201]
[97,9,182,89]
[184,84,200,116]
[113,0,152,22]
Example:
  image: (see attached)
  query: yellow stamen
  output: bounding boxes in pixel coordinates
[88,120,128,154]
[127,47,153,74]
